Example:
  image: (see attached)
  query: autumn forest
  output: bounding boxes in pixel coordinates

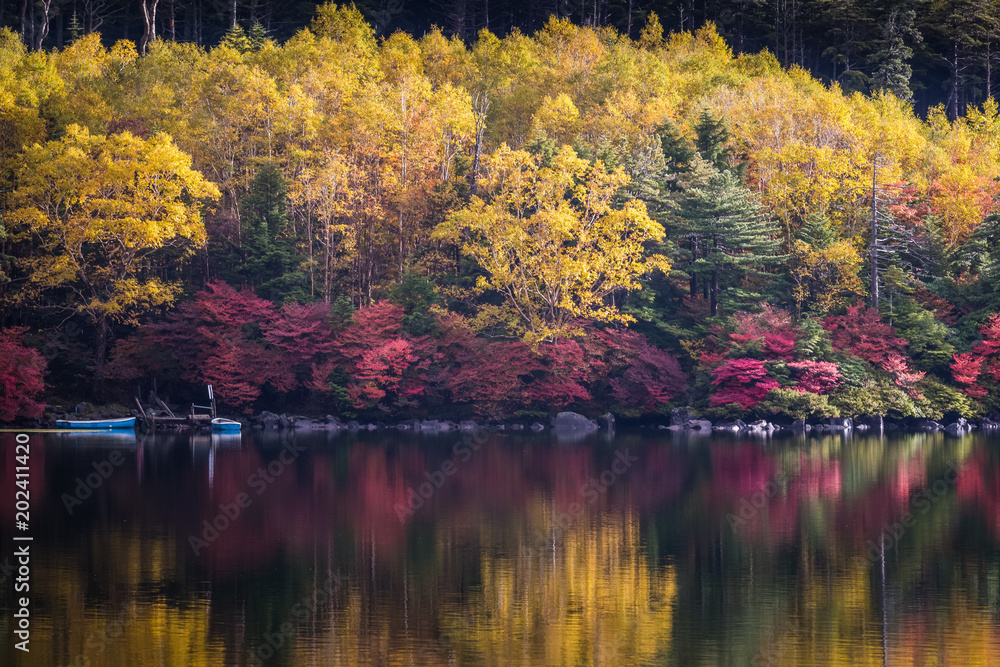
[6,3,1000,421]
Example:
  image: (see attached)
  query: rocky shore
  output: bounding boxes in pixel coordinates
[18,403,997,438]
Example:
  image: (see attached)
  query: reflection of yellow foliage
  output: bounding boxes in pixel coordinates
[452,510,676,666]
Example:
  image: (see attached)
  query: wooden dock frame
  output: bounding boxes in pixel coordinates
[137,384,217,432]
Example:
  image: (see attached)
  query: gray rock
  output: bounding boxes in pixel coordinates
[829,417,853,430]
[551,412,599,432]
[421,420,440,432]
[944,422,969,437]
[684,418,713,431]
[459,420,478,432]
[346,420,360,431]
[258,410,280,425]
[791,419,807,433]
[982,417,1000,429]
[865,415,884,432]
[855,423,869,432]
[530,422,545,432]
[916,419,943,432]
[598,412,616,431]
[711,421,742,432]
[670,407,693,426]
[278,414,290,429]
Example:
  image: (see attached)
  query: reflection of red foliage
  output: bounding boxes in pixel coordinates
[957,451,1000,539]
[0,435,45,524]
[710,443,777,495]
[791,455,842,499]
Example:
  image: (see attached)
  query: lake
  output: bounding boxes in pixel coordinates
[1,428,999,666]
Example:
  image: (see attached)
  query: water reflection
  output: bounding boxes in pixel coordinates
[1,430,998,665]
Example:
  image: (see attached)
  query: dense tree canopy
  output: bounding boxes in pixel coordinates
[3,6,1000,420]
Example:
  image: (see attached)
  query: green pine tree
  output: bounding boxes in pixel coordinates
[248,22,268,52]
[68,12,84,43]
[236,162,308,303]
[672,158,785,316]
[221,24,251,53]
[869,7,921,101]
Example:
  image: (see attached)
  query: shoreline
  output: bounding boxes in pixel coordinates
[7,404,995,437]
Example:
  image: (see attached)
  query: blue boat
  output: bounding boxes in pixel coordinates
[212,418,242,432]
[56,417,136,430]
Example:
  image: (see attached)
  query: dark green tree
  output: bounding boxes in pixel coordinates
[248,22,269,51]
[868,6,922,101]
[233,161,308,303]
[923,0,999,118]
[671,159,784,316]
[388,271,442,335]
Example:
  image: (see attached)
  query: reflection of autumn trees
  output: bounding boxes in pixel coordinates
[10,432,1000,665]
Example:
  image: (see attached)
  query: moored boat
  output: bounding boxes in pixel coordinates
[56,417,136,430]
[212,418,242,432]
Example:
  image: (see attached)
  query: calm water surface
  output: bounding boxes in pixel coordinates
[1,428,999,666]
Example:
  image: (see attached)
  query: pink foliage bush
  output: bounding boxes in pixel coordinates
[710,358,780,408]
[0,328,47,421]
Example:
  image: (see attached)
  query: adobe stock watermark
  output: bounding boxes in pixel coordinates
[61,450,127,515]
[726,471,791,532]
[189,440,306,556]
[247,569,346,665]
[393,427,490,523]
[858,462,959,566]
[523,448,639,559]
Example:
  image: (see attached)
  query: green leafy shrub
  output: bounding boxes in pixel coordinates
[830,380,923,418]
[915,375,980,420]
[759,387,839,420]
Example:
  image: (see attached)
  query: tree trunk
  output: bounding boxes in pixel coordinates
[140,0,160,53]
[710,268,718,316]
[92,315,109,397]
[470,92,489,195]
[34,0,55,51]
[870,160,879,307]
[948,40,959,120]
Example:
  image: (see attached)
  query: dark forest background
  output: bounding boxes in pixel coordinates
[3,0,997,119]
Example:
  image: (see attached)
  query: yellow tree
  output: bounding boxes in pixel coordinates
[7,125,220,385]
[434,144,670,343]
